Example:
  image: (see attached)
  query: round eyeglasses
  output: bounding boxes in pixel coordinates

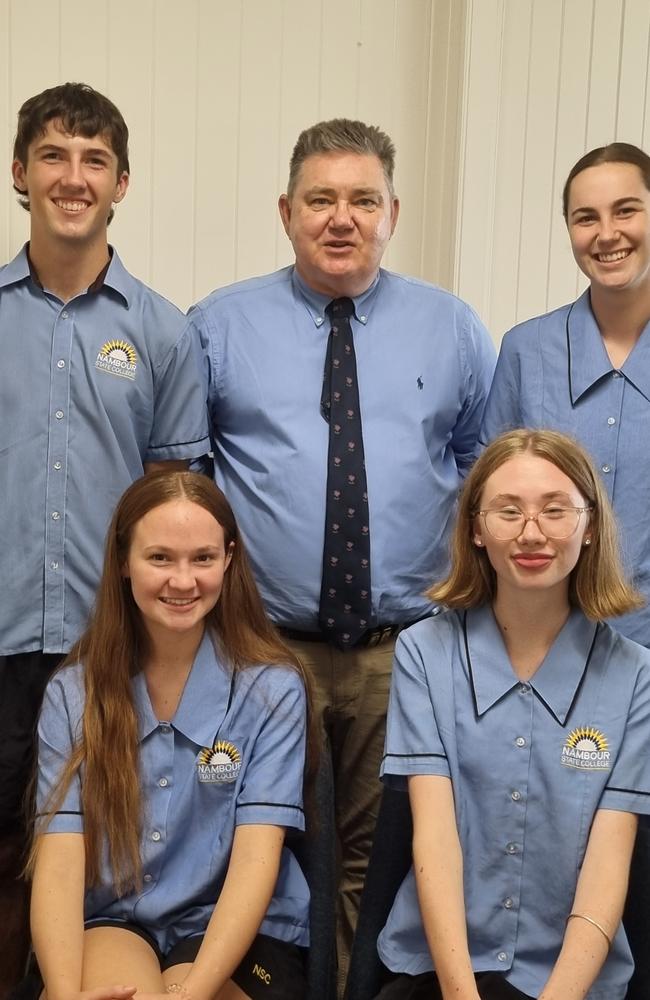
[475,505,593,541]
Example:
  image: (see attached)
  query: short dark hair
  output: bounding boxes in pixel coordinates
[562,142,650,219]
[287,118,396,198]
[13,82,129,220]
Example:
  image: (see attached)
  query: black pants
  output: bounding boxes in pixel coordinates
[0,650,62,997]
[375,971,533,1000]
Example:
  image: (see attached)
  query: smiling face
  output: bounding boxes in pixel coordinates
[278,151,399,298]
[566,161,650,297]
[473,453,590,604]
[122,499,233,648]
[11,118,128,252]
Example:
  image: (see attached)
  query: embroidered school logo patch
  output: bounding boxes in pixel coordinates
[197,739,242,783]
[561,727,611,770]
[95,339,137,380]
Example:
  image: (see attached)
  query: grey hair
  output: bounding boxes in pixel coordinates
[286,118,396,198]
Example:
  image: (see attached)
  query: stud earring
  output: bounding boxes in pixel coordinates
[475,539,483,547]
[584,538,591,546]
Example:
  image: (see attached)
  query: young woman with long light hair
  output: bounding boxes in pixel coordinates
[375,430,650,1000]
[30,471,314,1000]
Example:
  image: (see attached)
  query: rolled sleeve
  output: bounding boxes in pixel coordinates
[36,671,84,834]
[381,627,450,787]
[600,664,650,815]
[235,669,307,831]
[146,323,210,462]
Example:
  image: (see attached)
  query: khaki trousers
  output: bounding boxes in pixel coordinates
[285,636,395,997]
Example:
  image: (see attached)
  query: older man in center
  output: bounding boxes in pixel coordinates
[188,119,495,986]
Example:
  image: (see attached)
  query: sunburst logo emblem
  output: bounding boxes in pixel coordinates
[197,739,242,783]
[562,726,611,770]
[95,339,138,380]
[565,727,608,752]
[99,339,137,364]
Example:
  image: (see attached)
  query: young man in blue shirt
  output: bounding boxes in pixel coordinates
[0,82,209,991]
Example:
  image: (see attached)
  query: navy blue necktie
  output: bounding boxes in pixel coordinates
[318,298,372,648]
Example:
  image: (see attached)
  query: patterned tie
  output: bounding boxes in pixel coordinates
[318,297,372,648]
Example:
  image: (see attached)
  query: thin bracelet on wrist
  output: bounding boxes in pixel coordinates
[566,911,612,950]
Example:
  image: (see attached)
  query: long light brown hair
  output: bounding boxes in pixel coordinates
[430,429,643,618]
[32,472,317,893]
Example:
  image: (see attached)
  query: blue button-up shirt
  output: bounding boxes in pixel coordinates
[189,266,495,628]
[36,631,309,953]
[0,246,210,655]
[379,608,650,999]
[481,290,650,645]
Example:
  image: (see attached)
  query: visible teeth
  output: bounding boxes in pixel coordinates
[597,249,630,262]
[55,200,88,212]
[162,597,195,606]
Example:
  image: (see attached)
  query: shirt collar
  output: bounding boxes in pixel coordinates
[464,605,600,724]
[134,630,234,746]
[567,289,650,403]
[0,243,131,305]
[291,265,381,329]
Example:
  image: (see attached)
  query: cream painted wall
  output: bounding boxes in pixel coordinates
[0,0,462,312]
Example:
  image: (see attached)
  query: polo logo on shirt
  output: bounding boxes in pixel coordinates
[95,339,137,380]
[561,727,611,770]
[197,739,242,783]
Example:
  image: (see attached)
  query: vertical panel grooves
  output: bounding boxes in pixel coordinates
[513,0,533,320]
[148,0,157,283]
[583,0,596,150]
[544,0,566,312]
[642,9,650,146]
[191,0,201,301]
[234,0,244,277]
[613,0,626,136]
[419,0,435,280]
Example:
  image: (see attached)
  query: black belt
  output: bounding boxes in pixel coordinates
[278,620,422,649]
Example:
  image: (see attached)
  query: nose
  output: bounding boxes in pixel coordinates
[517,515,546,542]
[168,563,196,591]
[330,199,354,229]
[596,214,620,244]
[61,156,86,190]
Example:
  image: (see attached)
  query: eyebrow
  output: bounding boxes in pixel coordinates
[304,185,383,198]
[484,491,574,504]
[570,196,645,218]
[34,142,113,159]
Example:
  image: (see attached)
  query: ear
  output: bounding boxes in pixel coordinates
[224,541,235,572]
[12,159,28,193]
[389,196,400,236]
[113,171,129,205]
[472,515,484,548]
[278,193,292,236]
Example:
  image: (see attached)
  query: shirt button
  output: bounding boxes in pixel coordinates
[57,360,65,369]
[515,736,526,748]
[55,410,64,419]
[511,790,522,801]
[50,561,59,570]
[61,310,69,319]
[54,461,62,470]
[51,511,60,520]
[504,897,514,909]
[519,683,530,694]
[359,314,367,322]
[143,873,153,883]
[160,724,171,734]
[497,951,507,962]
[506,842,519,854]
[151,831,161,842]
[159,777,168,787]
[607,417,616,425]
[316,317,324,326]
[613,371,622,378]
[602,465,611,473]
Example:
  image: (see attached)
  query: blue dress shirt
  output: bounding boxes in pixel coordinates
[378,608,650,999]
[481,290,650,645]
[36,630,309,953]
[189,267,495,628]
[0,246,210,655]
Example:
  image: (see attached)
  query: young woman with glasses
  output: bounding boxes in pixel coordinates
[374,429,650,1000]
